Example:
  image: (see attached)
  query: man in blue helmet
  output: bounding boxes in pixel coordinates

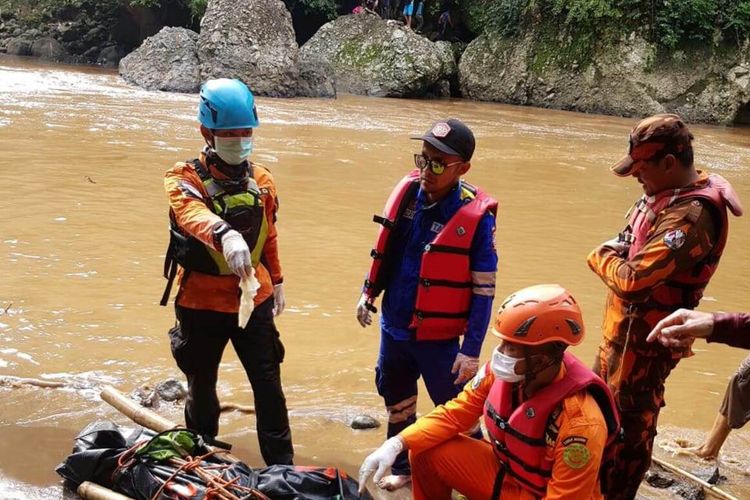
[161,78,293,465]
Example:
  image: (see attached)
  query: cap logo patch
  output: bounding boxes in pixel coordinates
[457,226,466,236]
[432,122,451,138]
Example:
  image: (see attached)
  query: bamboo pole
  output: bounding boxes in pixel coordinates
[0,376,66,388]
[652,457,739,500]
[77,481,134,500]
[99,385,239,462]
[100,385,178,433]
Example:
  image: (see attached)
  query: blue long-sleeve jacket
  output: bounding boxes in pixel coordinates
[380,181,498,357]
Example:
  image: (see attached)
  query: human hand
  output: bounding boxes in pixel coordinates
[646,309,714,348]
[272,283,285,317]
[356,293,375,328]
[358,437,404,494]
[221,230,251,279]
[600,236,630,257]
[451,352,480,385]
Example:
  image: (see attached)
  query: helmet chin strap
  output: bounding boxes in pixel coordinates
[522,347,558,388]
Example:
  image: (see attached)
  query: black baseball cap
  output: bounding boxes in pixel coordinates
[411,118,476,161]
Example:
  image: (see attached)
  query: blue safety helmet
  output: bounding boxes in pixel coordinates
[198,78,260,129]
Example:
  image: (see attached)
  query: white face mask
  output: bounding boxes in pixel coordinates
[490,347,525,383]
[214,136,254,165]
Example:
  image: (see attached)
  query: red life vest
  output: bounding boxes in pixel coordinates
[624,173,743,309]
[483,352,620,497]
[363,170,498,341]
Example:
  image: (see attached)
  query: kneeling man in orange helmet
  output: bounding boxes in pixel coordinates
[359,284,620,499]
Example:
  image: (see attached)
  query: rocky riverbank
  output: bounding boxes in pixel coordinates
[2,0,749,124]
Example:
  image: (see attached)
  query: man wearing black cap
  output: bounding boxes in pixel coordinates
[356,118,498,491]
[587,113,743,499]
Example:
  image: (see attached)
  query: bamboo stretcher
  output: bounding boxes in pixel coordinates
[652,456,739,500]
[91,386,740,500]
[76,385,249,500]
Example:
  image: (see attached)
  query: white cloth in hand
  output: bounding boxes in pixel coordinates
[221,230,251,279]
[272,283,285,317]
[239,268,260,328]
[358,437,404,494]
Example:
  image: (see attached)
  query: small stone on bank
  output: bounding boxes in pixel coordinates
[351,415,380,429]
[155,378,187,402]
[645,470,675,489]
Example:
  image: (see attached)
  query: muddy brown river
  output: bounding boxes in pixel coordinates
[1,55,749,499]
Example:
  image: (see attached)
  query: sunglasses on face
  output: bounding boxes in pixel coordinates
[413,153,463,176]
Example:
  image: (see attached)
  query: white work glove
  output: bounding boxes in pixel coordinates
[451,352,480,385]
[358,437,404,494]
[221,230,251,279]
[356,293,375,327]
[272,283,285,317]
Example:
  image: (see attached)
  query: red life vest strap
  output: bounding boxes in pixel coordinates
[484,402,547,447]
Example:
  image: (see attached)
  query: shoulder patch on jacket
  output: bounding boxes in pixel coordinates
[562,443,591,469]
[685,199,704,223]
[664,229,686,250]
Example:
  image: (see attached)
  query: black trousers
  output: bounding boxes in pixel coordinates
[169,297,294,465]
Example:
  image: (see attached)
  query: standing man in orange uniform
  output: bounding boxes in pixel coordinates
[358,284,620,499]
[161,78,293,465]
[587,114,742,498]
[356,118,498,491]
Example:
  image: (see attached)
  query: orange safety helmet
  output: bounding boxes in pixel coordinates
[491,284,584,346]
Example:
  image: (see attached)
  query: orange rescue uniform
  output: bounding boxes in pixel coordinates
[400,363,608,500]
[164,153,282,312]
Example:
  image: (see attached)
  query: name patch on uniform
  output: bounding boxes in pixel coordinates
[562,435,588,446]
[563,443,591,469]
[664,229,686,250]
[431,222,444,233]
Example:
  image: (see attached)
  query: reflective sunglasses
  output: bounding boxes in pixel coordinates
[413,153,463,176]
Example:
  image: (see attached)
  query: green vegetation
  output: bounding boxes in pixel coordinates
[283,0,338,21]
[462,0,750,50]
[0,0,339,24]
[0,0,205,23]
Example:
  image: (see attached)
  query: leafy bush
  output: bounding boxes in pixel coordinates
[462,0,750,49]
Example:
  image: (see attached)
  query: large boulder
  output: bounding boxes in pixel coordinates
[300,14,449,97]
[459,33,750,125]
[31,37,68,61]
[296,57,336,98]
[119,27,201,93]
[5,37,32,56]
[198,0,299,97]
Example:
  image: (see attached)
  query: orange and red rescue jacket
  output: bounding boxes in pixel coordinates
[483,352,620,498]
[364,170,498,340]
[624,173,742,310]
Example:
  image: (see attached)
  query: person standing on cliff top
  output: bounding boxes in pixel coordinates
[587,113,743,499]
[356,118,498,491]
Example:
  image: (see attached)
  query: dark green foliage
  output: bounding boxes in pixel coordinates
[464,0,526,37]
[0,0,206,23]
[283,0,338,20]
[461,0,750,49]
